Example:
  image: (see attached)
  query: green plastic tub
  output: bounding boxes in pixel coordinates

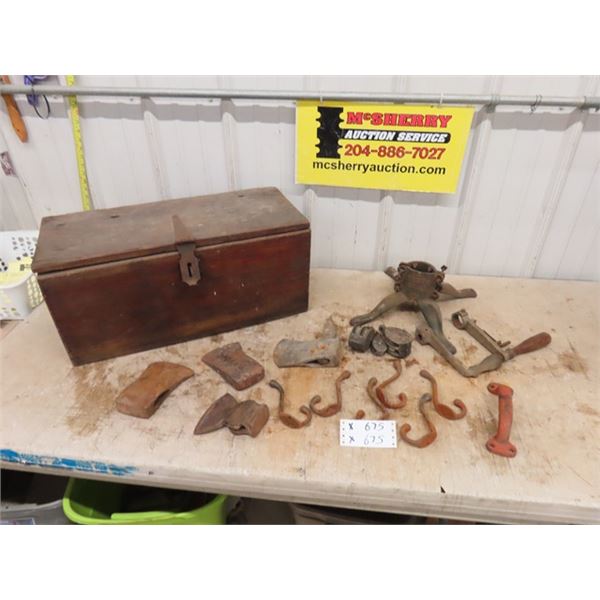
[63,478,227,525]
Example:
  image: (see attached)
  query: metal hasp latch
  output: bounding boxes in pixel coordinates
[172,215,201,286]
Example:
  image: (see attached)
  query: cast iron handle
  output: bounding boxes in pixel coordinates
[486,382,516,458]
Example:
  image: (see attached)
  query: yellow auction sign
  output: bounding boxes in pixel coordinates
[296,101,474,193]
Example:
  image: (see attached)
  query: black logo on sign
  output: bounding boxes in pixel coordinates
[316,106,343,159]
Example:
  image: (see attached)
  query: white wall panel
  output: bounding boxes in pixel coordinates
[0,87,81,223]
[309,186,381,269]
[1,75,598,281]
[534,111,600,281]
[403,76,492,94]
[77,77,157,209]
[555,164,599,279]
[133,75,230,200]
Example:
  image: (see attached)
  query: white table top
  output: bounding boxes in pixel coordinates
[1,269,598,523]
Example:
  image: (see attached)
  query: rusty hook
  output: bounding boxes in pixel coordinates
[310,370,351,417]
[366,377,390,420]
[375,359,408,409]
[399,393,437,448]
[268,379,312,429]
[419,369,467,420]
[486,382,517,458]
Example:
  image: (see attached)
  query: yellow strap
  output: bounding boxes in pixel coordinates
[66,75,92,211]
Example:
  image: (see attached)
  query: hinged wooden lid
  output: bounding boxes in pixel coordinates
[32,187,309,273]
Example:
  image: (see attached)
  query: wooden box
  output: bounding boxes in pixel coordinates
[32,188,310,365]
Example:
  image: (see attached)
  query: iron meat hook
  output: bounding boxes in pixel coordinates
[419,369,467,420]
[375,359,408,409]
[310,370,351,417]
[399,393,437,448]
[268,379,312,429]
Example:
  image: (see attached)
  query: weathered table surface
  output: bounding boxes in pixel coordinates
[1,269,598,524]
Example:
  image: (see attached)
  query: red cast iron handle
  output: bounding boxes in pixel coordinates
[419,369,466,420]
[486,382,516,458]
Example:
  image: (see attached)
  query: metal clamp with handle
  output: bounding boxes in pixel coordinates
[416,309,552,378]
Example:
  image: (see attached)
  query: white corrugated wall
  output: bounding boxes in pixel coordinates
[1,75,598,280]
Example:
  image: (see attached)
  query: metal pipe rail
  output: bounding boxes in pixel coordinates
[1,83,599,109]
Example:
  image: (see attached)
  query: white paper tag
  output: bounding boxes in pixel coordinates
[339,419,397,448]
